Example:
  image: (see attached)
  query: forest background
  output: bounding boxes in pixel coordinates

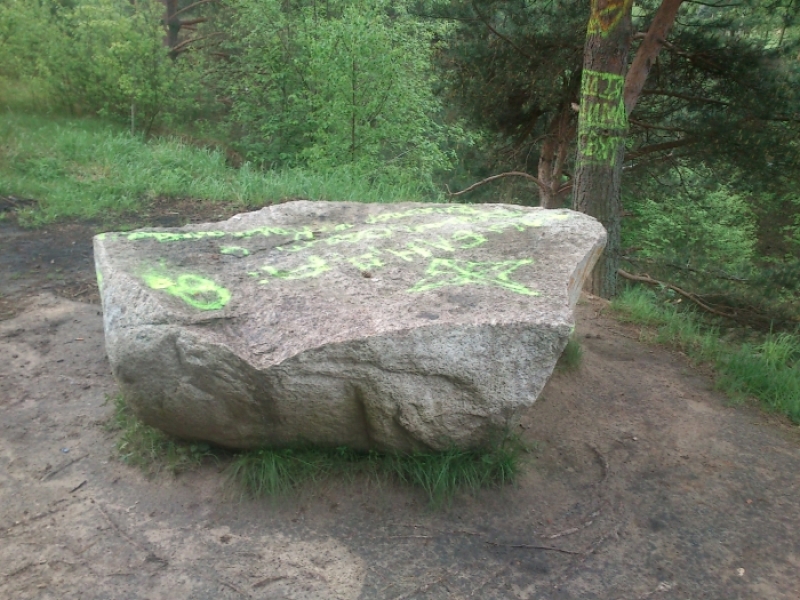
[0,1,798,415]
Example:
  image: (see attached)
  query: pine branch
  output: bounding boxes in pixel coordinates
[640,89,729,106]
[626,137,695,159]
[471,1,532,59]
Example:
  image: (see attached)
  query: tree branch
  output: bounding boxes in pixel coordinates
[447,171,547,198]
[169,32,223,56]
[471,1,532,59]
[622,256,749,282]
[173,0,217,19]
[640,89,729,106]
[179,17,208,26]
[628,118,688,133]
[626,137,694,159]
[625,0,685,114]
[618,269,739,319]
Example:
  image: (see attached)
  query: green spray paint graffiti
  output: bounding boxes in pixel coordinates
[409,258,538,296]
[259,255,330,282]
[587,0,633,38]
[143,270,231,311]
[220,245,250,257]
[117,207,570,249]
[578,69,627,166]
[117,208,575,304]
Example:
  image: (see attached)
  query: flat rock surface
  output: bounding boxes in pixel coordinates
[1,216,798,600]
[94,202,606,450]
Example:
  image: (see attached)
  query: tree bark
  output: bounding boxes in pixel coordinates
[572,0,634,298]
[163,0,181,51]
[538,100,577,209]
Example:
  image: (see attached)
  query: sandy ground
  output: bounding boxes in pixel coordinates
[1,215,799,599]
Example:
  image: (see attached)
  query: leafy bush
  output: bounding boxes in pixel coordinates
[0,0,202,131]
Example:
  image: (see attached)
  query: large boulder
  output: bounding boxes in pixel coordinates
[94,201,606,451]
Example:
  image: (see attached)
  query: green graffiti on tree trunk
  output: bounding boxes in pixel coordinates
[578,69,627,166]
[587,0,633,38]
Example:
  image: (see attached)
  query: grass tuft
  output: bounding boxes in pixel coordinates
[556,336,583,372]
[716,333,800,418]
[109,392,528,506]
[611,286,800,423]
[108,394,214,474]
[228,438,527,508]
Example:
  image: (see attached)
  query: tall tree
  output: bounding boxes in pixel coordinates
[435,0,799,298]
[574,0,683,296]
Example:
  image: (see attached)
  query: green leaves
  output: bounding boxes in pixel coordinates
[222,0,465,186]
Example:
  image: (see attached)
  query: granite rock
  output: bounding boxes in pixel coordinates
[94,201,606,451]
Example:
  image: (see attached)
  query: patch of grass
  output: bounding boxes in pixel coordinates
[556,336,583,372]
[611,286,670,327]
[0,112,439,226]
[228,438,527,508]
[716,333,800,419]
[107,394,214,474]
[109,394,528,506]
[611,286,800,423]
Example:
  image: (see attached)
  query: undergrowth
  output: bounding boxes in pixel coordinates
[611,286,800,423]
[0,112,437,226]
[110,395,527,507]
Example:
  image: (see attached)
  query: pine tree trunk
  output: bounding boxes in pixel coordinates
[572,1,634,298]
[163,0,181,51]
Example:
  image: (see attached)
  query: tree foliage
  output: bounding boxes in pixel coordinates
[0,0,203,132]
[431,0,799,302]
[215,0,468,186]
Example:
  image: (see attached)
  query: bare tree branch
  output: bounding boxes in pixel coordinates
[640,89,729,106]
[618,269,739,319]
[626,137,695,159]
[447,171,547,198]
[170,32,223,56]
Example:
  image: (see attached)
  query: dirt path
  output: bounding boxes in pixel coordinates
[1,216,799,599]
